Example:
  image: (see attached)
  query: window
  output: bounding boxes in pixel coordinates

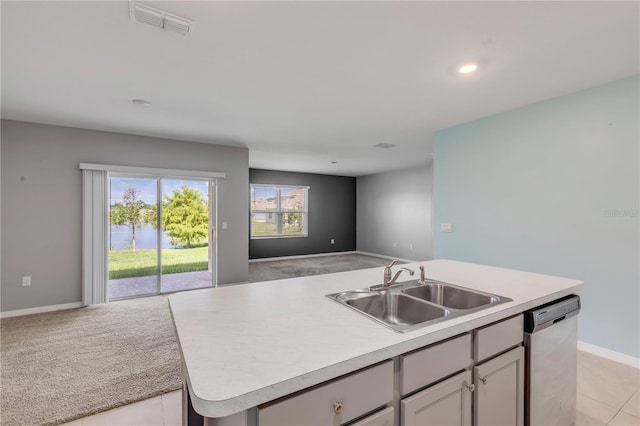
[250,184,308,238]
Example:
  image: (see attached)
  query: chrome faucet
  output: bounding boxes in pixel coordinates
[383,260,415,287]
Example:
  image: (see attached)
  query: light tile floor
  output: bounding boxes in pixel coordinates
[62,350,639,426]
[61,391,181,426]
[576,351,640,426]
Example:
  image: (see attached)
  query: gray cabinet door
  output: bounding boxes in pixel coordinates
[351,407,394,426]
[474,346,524,426]
[401,371,472,426]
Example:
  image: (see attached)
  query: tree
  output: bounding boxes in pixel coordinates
[283,200,303,232]
[110,188,153,250]
[162,185,208,248]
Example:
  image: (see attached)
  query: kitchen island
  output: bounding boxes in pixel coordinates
[169,259,583,426]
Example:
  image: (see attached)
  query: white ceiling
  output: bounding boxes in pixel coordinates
[2,1,638,177]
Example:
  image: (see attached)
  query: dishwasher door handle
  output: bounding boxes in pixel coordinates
[553,315,567,324]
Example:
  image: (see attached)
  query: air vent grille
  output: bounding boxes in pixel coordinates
[133,4,162,27]
[163,15,191,36]
[129,2,193,36]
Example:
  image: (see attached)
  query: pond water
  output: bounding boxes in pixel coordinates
[110,224,173,250]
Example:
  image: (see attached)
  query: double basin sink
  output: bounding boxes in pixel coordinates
[326,280,511,333]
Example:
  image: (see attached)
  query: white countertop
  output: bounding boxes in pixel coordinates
[168,259,583,418]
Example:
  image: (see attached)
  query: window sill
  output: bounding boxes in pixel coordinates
[250,235,308,240]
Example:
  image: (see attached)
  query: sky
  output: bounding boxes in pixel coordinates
[110,177,209,206]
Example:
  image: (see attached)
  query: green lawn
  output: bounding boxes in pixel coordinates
[252,221,303,237]
[252,221,277,236]
[109,246,208,279]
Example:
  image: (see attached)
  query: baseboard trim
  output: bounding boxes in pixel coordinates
[218,281,249,286]
[249,251,358,263]
[354,251,419,264]
[0,302,84,318]
[578,340,640,369]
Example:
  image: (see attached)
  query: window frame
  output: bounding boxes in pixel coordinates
[250,184,309,239]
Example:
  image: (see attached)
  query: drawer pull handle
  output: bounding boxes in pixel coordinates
[334,402,344,415]
[466,383,475,392]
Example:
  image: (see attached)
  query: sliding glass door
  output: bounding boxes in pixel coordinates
[108,175,216,300]
[159,179,213,293]
[108,176,159,299]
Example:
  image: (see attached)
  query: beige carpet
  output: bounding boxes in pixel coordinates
[0,296,182,425]
[0,254,398,425]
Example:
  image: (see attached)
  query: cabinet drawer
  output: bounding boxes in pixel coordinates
[258,361,393,426]
[474,315,523,362]
[350,406,394,426]
[401,333,471,395]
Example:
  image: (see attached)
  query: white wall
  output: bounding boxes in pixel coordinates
[434,76,639,357]
[356,163,433,261]
[1,120,249,312]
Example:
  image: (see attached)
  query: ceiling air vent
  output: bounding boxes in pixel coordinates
[373,143,397,149]
[129,2,193,36]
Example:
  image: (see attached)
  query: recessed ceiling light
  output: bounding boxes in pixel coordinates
[329,161,337,164]
[132,99,151,107]
[373,143,397,149]
[459,63,478,74]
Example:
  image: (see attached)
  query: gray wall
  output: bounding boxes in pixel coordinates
[356,164,433,261]
[434,76,639,357]
[249,169,356,259]
[1,120,249,312]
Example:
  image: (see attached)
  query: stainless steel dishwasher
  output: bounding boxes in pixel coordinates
[524,294,581,426]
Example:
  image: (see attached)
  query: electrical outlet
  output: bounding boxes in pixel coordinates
[22,276,31,287]
[330,239,335,244]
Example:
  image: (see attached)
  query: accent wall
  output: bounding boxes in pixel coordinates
[249,169,356,259]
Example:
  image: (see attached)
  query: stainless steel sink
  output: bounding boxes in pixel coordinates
[326,280,511,333]
[345,292,451,332]
[402,283,499,310]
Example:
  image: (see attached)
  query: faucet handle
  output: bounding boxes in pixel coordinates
[419,265,426,284]
[386,259,400,269]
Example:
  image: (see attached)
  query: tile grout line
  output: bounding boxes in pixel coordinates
[605,391,639,425]
[578,391,620,424]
